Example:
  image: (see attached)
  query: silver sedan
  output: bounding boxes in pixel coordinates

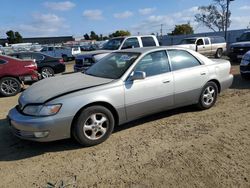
[8,47,233,146]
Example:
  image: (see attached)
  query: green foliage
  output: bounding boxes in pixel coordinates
[195,0,231,32]
[109,30,131,38]
[83,33,90,40]
[6,30,23,44]
[170,24,194,35]
[90,31,99,40]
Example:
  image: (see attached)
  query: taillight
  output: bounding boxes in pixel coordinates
[25,64,37,70]
[59,59,64,64]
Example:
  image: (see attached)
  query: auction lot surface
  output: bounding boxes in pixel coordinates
[0,63,249,187]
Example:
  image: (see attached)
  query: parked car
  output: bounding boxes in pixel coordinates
[8,47,233,146]
[9,52,66,79]
[74,35,160,72]
[0,55,39,96]
[240,50,250,79]
[175,36,226,58]
[40,46,81,62]
[228,31,250,62]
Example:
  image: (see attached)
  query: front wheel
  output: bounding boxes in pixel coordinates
[0,77,21,97]
[73,106,115,146]
[197,82,218,110]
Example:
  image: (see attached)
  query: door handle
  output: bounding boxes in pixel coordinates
[162,79,171,83]
[200,72,206,75]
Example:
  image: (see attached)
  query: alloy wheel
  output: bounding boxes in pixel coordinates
[83,113,108,140]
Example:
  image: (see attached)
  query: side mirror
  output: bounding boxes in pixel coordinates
[130,71,146,80]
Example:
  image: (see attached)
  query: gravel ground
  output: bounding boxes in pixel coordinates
[0,63,249,188]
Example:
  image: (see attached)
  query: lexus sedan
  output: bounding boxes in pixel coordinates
[8,47,233,146]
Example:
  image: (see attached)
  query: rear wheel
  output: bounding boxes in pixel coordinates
[73,106,115,146]
[197,82,218,110]
[41,67,54,78]
[0,77,21,97]
[215,48,223,58]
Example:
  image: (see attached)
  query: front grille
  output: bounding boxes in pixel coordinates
[233,47,250,55]
[75,59,83,65]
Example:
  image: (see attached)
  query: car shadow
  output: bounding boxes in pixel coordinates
[0,105,198,161]
[230,74,250,90]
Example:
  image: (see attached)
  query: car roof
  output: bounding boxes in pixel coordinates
[114,46,185,53]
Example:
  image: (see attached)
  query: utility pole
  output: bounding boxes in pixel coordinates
[225,0,234,41]
[160,24,163,39]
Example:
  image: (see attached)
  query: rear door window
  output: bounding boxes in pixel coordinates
[141,37,156,47]
[20,54,32,60]
[32,53,44,61]
[204,38,210,45]
[122,38,140,49]
[167,50,201,71]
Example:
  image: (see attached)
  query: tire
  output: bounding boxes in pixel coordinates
[197,82,218,110]
[0,77,21,97]
[62,55,68,62]
[73,106,115,146]
[215,48,223,58]
[41,67,54,79]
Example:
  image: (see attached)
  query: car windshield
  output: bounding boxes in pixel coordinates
[102,38,125,50]
[85,52,140,79]
[179,39,196,44]
[238,33,250,42]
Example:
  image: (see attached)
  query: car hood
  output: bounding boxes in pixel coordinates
[76,50,112,59]
[19,73,113,105]
[230,41,250,48]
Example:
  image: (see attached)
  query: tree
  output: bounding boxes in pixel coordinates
[14,32,23,43]
[84,33,90,40]
[109,30,131,38]
[90,31,99,40]
[6,30,23,44]
[195,0,231,32]
[170,24,194,35]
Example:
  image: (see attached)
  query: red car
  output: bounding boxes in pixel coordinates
[0,55,39,97]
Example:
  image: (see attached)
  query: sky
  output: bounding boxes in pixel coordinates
[0,0,250,38]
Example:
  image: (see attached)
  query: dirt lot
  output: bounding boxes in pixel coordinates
[0,63,249,188]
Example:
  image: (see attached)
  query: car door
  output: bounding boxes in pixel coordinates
[203,38,212,55]
[124,50,174,120]
[167,49,209,107]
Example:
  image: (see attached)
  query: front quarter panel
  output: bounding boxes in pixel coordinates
[48,80,126,128]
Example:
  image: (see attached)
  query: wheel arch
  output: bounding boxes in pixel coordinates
[207,79,221,93]
[70,101,119,135]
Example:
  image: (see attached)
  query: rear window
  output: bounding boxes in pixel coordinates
[141,37,156,47]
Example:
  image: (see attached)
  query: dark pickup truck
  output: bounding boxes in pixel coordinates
[228,31,250,61]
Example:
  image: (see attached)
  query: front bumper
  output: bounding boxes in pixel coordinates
[8,107,73,142]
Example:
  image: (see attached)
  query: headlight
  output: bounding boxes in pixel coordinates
[23,104,62,116]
